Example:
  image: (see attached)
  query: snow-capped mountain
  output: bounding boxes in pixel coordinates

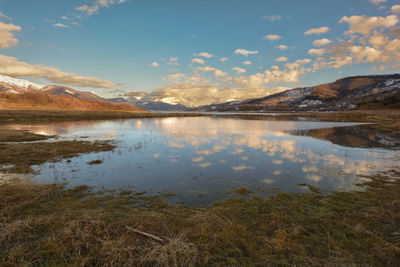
[0,74,144,112]
[0,75,44,92]
[0,75,104,102]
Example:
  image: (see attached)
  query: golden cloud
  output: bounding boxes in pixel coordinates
[0,22,21,49]
[0,54,115,88]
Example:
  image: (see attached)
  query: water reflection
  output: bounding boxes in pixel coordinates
[3,117,399,205]
[291,125,400,149]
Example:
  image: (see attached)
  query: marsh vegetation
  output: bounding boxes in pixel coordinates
[0,110,400,265]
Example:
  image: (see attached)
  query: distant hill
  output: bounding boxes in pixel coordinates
[122,96,189,111]
[42,85,106,102]
[0,92,144,112]
[195,74,400,112]
[129,100,189,111]
[0,75,144,112]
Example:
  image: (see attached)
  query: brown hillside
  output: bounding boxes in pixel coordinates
[0,92,144,112]
[311,77,376,99]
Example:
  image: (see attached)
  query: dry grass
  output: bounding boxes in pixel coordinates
[0,171,399,266]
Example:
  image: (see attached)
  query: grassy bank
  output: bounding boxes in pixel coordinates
[221,109,400,140]
[0,110,205,125]
[1,171,399,266]
[289,109,400,137]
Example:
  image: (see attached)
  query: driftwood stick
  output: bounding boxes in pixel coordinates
[125,225,164,243]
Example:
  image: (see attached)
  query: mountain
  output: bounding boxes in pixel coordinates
[107,97,130,103]
[42,85,106,102]
[122,96,189,111]
[0,91,143,112]
[0,75,44,93]
[196,74,400,112]
[0,75,143,112]
[129,100,189,111]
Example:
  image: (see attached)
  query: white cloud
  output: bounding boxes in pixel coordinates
[196,66,229,79]
[125,82,288,107]
[61,16,70,20]
[392,5,400,13]
[191,58,205,65]
[313,38,331,46]
[261,15,282,22]
[76,5,100,16]
[234,49,259,56]
[169,57,178,61]
[0,54,115,88]
[53,23,70,28]
[163,73,186,83]
[275,44,289,50]
[219,57,229,62]
[339,15,398,36]
[369,0,387,5]
[232,67,246,75]
[275,56,288,62]
[76,0,127,16]
[0,22,21,49]
[263,34,281,40]
[193,52,214,58]
[235,58,311,88]
[350,45,383,62]
[148,61,159,67]
[304,26,330,35]
[243,60,252,65]
[312,16,400,71]
[0,12,12,21]
[308,48,326,56]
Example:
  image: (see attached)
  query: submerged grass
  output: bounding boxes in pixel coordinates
[0,129,50,142]
[1,171,399,266]
[0,140,115,173]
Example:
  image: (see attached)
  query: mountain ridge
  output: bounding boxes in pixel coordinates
[0,75,144,112]
[195,74,400,112]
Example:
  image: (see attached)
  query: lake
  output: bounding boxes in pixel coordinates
[5,115,400,205]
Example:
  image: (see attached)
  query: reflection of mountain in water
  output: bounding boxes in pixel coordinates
[291,125,400,150]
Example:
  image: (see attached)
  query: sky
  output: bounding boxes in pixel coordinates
[0,0,400,106]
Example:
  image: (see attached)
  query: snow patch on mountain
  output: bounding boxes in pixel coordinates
[380,79,400,93]
[0,75,44,90]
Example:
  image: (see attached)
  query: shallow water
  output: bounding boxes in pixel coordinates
[4,116,400,205]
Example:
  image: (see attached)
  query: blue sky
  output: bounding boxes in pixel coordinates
[0,0,399,106]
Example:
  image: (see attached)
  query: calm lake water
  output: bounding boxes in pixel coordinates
[5,116,400,205]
